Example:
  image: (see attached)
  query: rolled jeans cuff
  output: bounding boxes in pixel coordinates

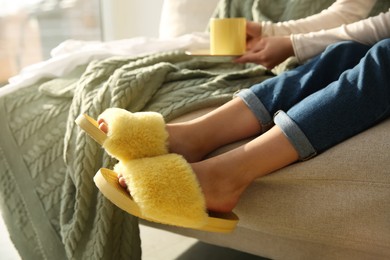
[235,89,273,132]
[274,110,317,160]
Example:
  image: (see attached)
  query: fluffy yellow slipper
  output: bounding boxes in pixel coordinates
[76,109,239,232]
[94,155,239,233]
[75,108,169,161]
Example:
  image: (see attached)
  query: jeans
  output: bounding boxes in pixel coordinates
[237,39,390,160]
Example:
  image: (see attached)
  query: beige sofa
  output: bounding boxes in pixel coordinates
[145,107,390,259]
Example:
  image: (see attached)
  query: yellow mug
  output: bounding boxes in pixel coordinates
[210,17,246,55]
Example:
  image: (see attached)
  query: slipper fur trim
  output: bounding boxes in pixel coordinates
[114,154,208,228]
[98,108,168,161]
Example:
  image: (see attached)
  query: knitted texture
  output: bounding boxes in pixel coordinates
[0,49,271,260]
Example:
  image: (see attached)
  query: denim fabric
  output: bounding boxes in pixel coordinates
[237,40,390,160]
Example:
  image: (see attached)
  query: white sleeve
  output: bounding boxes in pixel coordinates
[292,10,390,62]
[261,0,377,36]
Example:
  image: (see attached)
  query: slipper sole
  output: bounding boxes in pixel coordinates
[94,168,239,233]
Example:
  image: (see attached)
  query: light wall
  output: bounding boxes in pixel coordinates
[100,0,164,41]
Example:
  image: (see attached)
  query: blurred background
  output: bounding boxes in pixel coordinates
[0,0,163,85]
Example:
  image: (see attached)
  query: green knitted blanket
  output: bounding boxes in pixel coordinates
[0,51,270,260]
[1,0,389,259]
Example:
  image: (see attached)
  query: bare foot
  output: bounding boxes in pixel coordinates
[98,117,243,212]
[97,117,209,162]
[191,158,249,213]
[166,124,211,162]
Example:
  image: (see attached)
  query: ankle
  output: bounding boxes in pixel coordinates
[192,159,249,213]
[166,124,208,162]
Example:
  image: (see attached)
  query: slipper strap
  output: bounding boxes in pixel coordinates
[99,108,169,161]
[115,154,208,228]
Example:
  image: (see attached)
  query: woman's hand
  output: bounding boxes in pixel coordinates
[235,36,295,70]
[246,21,262,49]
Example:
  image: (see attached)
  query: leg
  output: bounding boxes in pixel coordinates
[237,41,372,132]
[167,97,262,162]
[191,125,298,212]
[281,39,390,155]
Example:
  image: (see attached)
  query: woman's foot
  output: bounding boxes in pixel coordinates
[98,117,208,162]
[166,98,263,162]
[98,98,262,163]
[166,123,212,162]
[114,157,247,213]
[97,117,247,212]
[191,159,250,213]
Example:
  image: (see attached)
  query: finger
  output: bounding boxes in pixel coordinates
[246,37,262,50]
[246,21,261,37]
[234,52,261,64]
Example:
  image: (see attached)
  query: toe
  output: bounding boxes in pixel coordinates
[118,176,127,188]
[98,121,108,134]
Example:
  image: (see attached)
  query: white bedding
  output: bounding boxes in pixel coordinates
[1,32,210,96]
[1,0,222,97]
